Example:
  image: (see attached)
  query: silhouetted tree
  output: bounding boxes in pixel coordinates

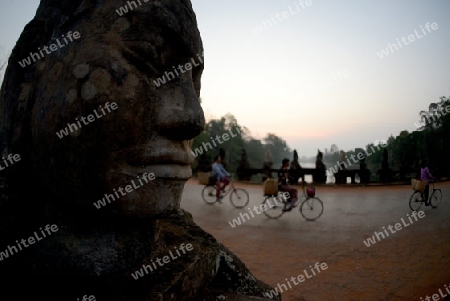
[264,133,291,165]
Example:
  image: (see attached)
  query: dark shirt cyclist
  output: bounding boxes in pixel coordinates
[278,158,298,211]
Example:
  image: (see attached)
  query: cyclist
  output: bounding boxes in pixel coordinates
[420,160,435,206]
[212,155,230,202]
[278,158,298,211]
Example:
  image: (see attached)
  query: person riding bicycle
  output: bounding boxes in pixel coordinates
[212,155,230,202]
[420,160,435,206]
[278,158,298,211]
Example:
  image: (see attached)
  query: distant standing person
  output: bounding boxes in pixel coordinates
[278,158,298,211]
[212,155,230,202]
[420,160,435,206]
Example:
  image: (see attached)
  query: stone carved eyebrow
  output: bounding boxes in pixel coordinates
[119,6,200,72]
[120,44,160,78]
[122,34,201,80]
[146,3,201,54]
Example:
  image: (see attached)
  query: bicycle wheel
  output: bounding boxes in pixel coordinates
[300,197,323,221]
[429,189,442,208]
[202,185,218,204]
[409,191,422,211]
[263,195,285,219]
[230,188,249,208]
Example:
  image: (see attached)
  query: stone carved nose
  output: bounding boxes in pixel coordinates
[155,72,205,141]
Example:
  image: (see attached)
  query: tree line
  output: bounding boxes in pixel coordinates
[190,114,291,175]
[1,49,447,181]
[191,96,450,182]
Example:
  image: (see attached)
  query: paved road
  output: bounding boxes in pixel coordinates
[181,180,450,301]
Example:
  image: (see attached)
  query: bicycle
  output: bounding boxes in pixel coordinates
[263,182,324,221]
[409,181,442,211]
[202,174,249,208]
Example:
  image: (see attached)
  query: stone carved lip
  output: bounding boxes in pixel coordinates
[125,146,194,166]
[123,144,194,179]
[123,164,192,180]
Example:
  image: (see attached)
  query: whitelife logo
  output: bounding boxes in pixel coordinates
[363,211,425,247]
[326,140,388,176]
[18,31,81,68]
[228,194,289,228]
[0,224,59,261]
[131,243,193,280]
[191,127,240,158]
[0,153,21,171]
[115,0,148,16]
[376,22,439,58]
[251,0,313,34]
[153,52,204,87]
[263,262,328,298]
[77,296,96,301]
[55,102,118,139]
[93,172,155,209]
[412,104,450,131]
[419,283,450,301]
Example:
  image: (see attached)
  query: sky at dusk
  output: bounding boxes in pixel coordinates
[1,0,449,156]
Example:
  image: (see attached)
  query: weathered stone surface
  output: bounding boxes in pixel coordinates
[0,0,278,300]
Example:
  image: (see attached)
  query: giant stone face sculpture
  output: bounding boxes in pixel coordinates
[0,0,278,300]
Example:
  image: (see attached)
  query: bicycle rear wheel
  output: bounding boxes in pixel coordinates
[202,185,218,204]
[409,191,422,211]
[300,197,323,221]
[230,188,249,208]
[263,195,285,219]
[430,189,442,208]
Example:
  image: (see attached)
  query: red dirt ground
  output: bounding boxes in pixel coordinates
[181,180,450,301]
